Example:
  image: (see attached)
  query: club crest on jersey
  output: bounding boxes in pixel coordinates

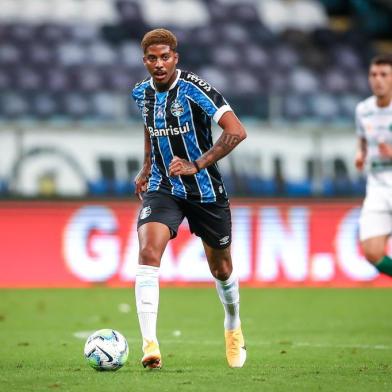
[170,100,184,117]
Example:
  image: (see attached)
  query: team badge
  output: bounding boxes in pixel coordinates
[140,206,151,220]
[170,100,184,117]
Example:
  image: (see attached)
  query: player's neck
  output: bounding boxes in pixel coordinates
[153,69,178,92]
[376,94,392,108]
[154,81,169,92]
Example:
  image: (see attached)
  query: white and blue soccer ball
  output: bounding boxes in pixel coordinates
[84,329,129,371]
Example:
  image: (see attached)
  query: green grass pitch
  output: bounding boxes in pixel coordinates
[1,288,392,392]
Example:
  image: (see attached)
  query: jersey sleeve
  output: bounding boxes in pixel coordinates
[355,103,365,137]
[184,74,232,123]
[131,80,150,119]
[131,83,143,102]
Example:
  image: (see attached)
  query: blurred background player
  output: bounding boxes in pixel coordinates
[132,28,247,369]
[355,54,392,277]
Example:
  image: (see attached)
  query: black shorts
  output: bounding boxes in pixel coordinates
[137,191,232,249]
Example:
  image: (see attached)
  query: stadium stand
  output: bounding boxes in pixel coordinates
[0,0,390,198]
[0,0,389,124]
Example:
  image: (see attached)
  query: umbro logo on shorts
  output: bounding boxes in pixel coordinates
[140,206,152,220]
[219,236,230,246]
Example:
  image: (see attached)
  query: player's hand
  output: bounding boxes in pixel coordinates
[134,168,150,201]
[378,142,392,158]
[355,150,366,171]
[169,156,198,176]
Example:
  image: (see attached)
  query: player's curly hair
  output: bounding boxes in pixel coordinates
[371,54,392,67]
[141,28,177,53]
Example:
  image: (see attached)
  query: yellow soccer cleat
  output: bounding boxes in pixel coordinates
[225,326,247,368]
[141,340,162,369]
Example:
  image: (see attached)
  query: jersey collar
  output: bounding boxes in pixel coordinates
[150,69,181,92]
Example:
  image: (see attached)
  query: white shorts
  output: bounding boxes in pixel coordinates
[359,186,392,241]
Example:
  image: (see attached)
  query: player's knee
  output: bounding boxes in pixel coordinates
[139,245,161,267]
[209,260,232,281]
[211,269,231,281]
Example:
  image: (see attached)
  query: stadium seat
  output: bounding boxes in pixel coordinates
[140,0,210,28]
[256,0,328,33]
[31,93,59,119]
[91,92,123,120]
[15,67,43,91]
[283,94,310,121]
[289,67,320,95]
[62,93,91,119]
[74,67,104,93]
[323,68,351,94]
[308,93,340,122]
[1,92,30,119]
[44,68,71,93]
[0,43,21,66]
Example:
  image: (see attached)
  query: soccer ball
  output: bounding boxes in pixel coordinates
[84,329,129,371]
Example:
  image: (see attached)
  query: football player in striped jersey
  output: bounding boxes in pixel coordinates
[132,28,247,369]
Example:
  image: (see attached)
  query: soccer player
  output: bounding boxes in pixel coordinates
[355,54,392,277]
[131,28,247,369]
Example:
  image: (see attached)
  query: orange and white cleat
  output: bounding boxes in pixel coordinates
[141,340,162,369]
[225,326,247,368]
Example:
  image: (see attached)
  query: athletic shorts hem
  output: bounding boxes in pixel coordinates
[137,219,178,239]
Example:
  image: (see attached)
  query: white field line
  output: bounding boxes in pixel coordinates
[73,331,391,350]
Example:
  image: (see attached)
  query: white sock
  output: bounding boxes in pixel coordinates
[135,264,160,349]
[215,272,241,331]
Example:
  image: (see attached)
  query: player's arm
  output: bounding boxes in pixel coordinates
[169,111,247,176]
[355,137,367,171]
[134,127,151,200]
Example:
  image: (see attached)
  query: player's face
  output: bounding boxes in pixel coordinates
[368,64,392,98]
[143,44,178,90]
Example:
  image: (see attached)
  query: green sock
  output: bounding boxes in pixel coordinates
[375,255,392,277]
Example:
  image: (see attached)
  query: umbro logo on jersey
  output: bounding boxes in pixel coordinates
[137,99,149,109]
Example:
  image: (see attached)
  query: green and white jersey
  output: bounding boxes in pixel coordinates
[355,95,392,187]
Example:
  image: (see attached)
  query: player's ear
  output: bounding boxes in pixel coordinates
[174,51,179,64]
[143,56,147,65]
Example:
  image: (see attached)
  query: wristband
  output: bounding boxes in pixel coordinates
[193,160,201,173]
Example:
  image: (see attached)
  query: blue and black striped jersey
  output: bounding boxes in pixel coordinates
[132,69,232,203]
